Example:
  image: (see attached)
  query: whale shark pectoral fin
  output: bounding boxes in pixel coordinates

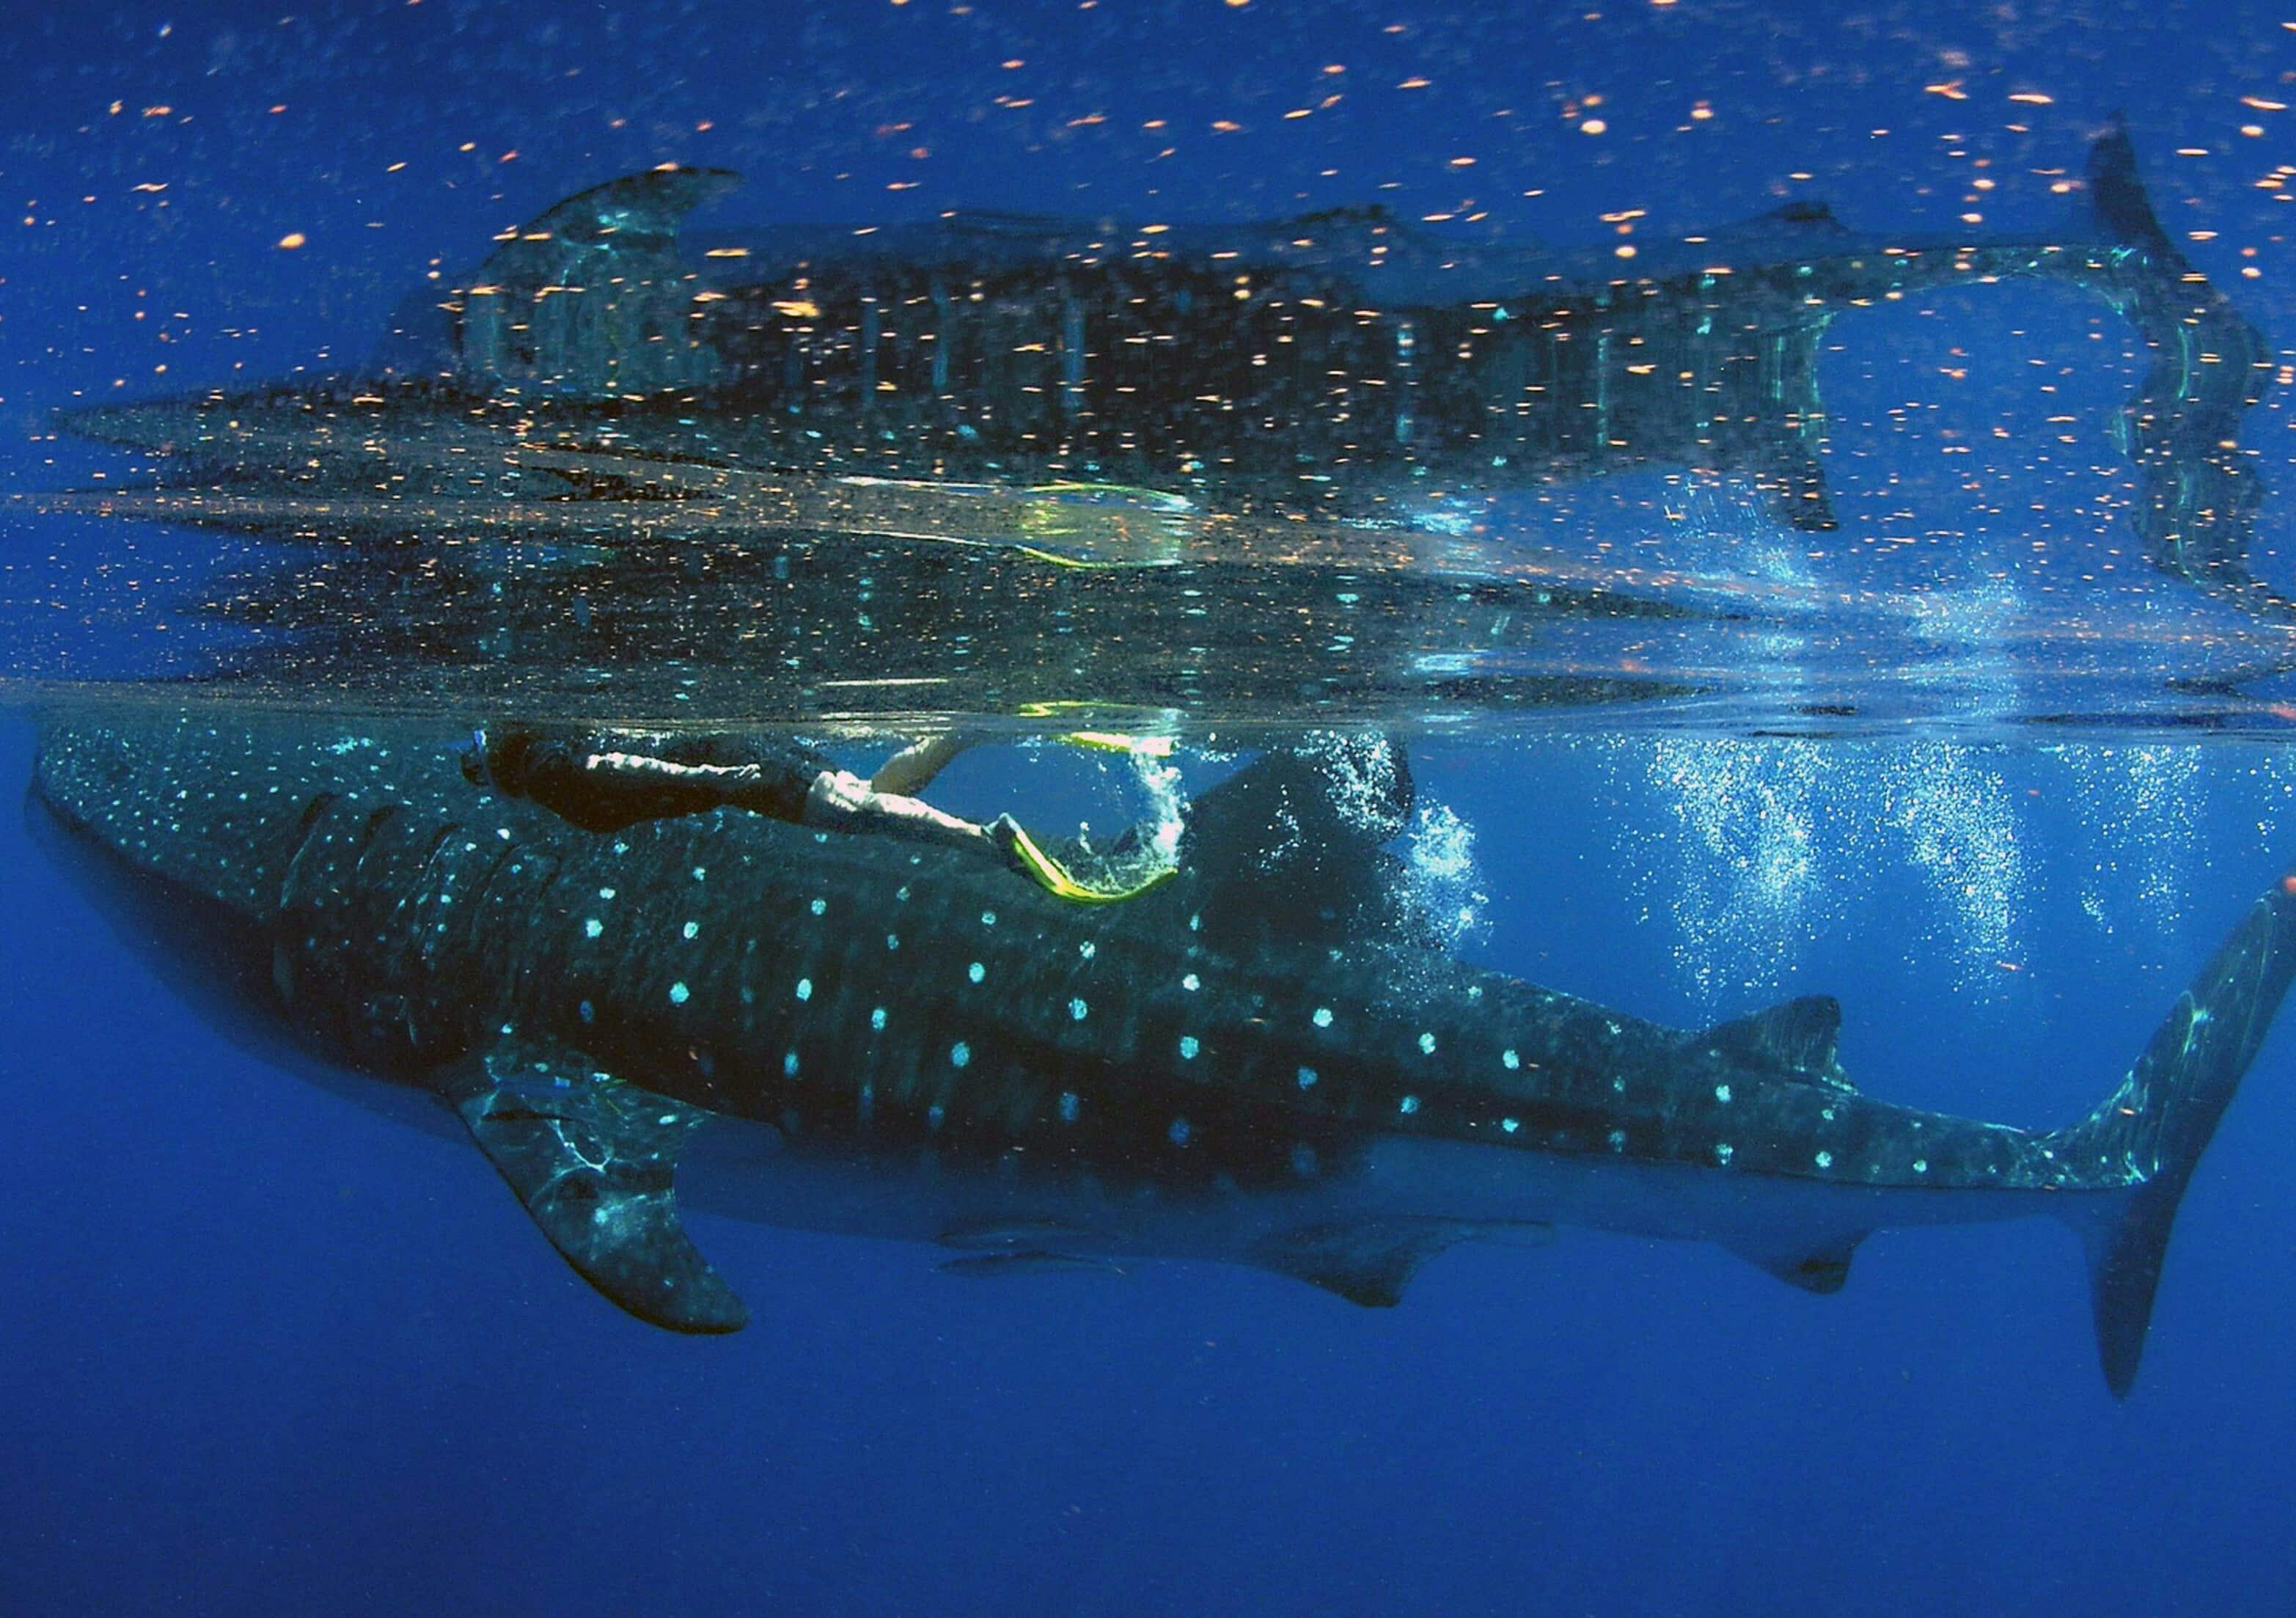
[1253,1218,1529,1307]
[1721,1231,1868,1295]
[436,1039,749,1334]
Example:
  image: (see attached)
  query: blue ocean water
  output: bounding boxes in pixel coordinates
[5,2,2296,1614]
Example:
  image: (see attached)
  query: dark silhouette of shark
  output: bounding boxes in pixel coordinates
[31,714,2296,1395]
[57,118,2279,621]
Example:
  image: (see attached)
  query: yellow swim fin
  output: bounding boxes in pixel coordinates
[1055,730,1175,758]
[1009,700,1178,759]
[991,816,1177,904]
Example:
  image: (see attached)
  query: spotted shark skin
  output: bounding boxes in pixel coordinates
[30,714,2296,1393]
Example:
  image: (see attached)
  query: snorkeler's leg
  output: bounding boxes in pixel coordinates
[803,769,995,853]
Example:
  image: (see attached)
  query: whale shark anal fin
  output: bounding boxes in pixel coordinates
[1254,1218,1551,1306]
[1722,1231,1867,1295]
[935,1251,1129,1281]
[437,1037,749,1333]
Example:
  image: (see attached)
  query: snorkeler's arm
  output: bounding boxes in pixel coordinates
[868,734,977,797]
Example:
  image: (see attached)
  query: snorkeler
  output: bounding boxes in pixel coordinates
[463,726,988,845]
[461,725,1175,902]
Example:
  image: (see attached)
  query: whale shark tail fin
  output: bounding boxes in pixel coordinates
[2050,871,2296,1397]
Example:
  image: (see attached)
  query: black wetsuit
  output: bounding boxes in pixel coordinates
[473,728,834,834]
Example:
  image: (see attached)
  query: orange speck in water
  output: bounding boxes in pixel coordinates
[276,233,307,250]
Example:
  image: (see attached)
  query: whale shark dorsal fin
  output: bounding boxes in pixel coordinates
[457,166,741,397]
[521,166,742,249]
[2076,114,2185,265]
[437,1037,748,1333]
[1698,995,1852,1091]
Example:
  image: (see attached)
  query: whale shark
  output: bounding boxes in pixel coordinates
[53,119,2280,620]
[30,712,2296,1395]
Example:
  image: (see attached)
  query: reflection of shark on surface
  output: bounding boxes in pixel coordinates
[56,119,2280,615]
[32,714,2296,1395]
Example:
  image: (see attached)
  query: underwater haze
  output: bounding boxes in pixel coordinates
[5,2,2296,1616]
